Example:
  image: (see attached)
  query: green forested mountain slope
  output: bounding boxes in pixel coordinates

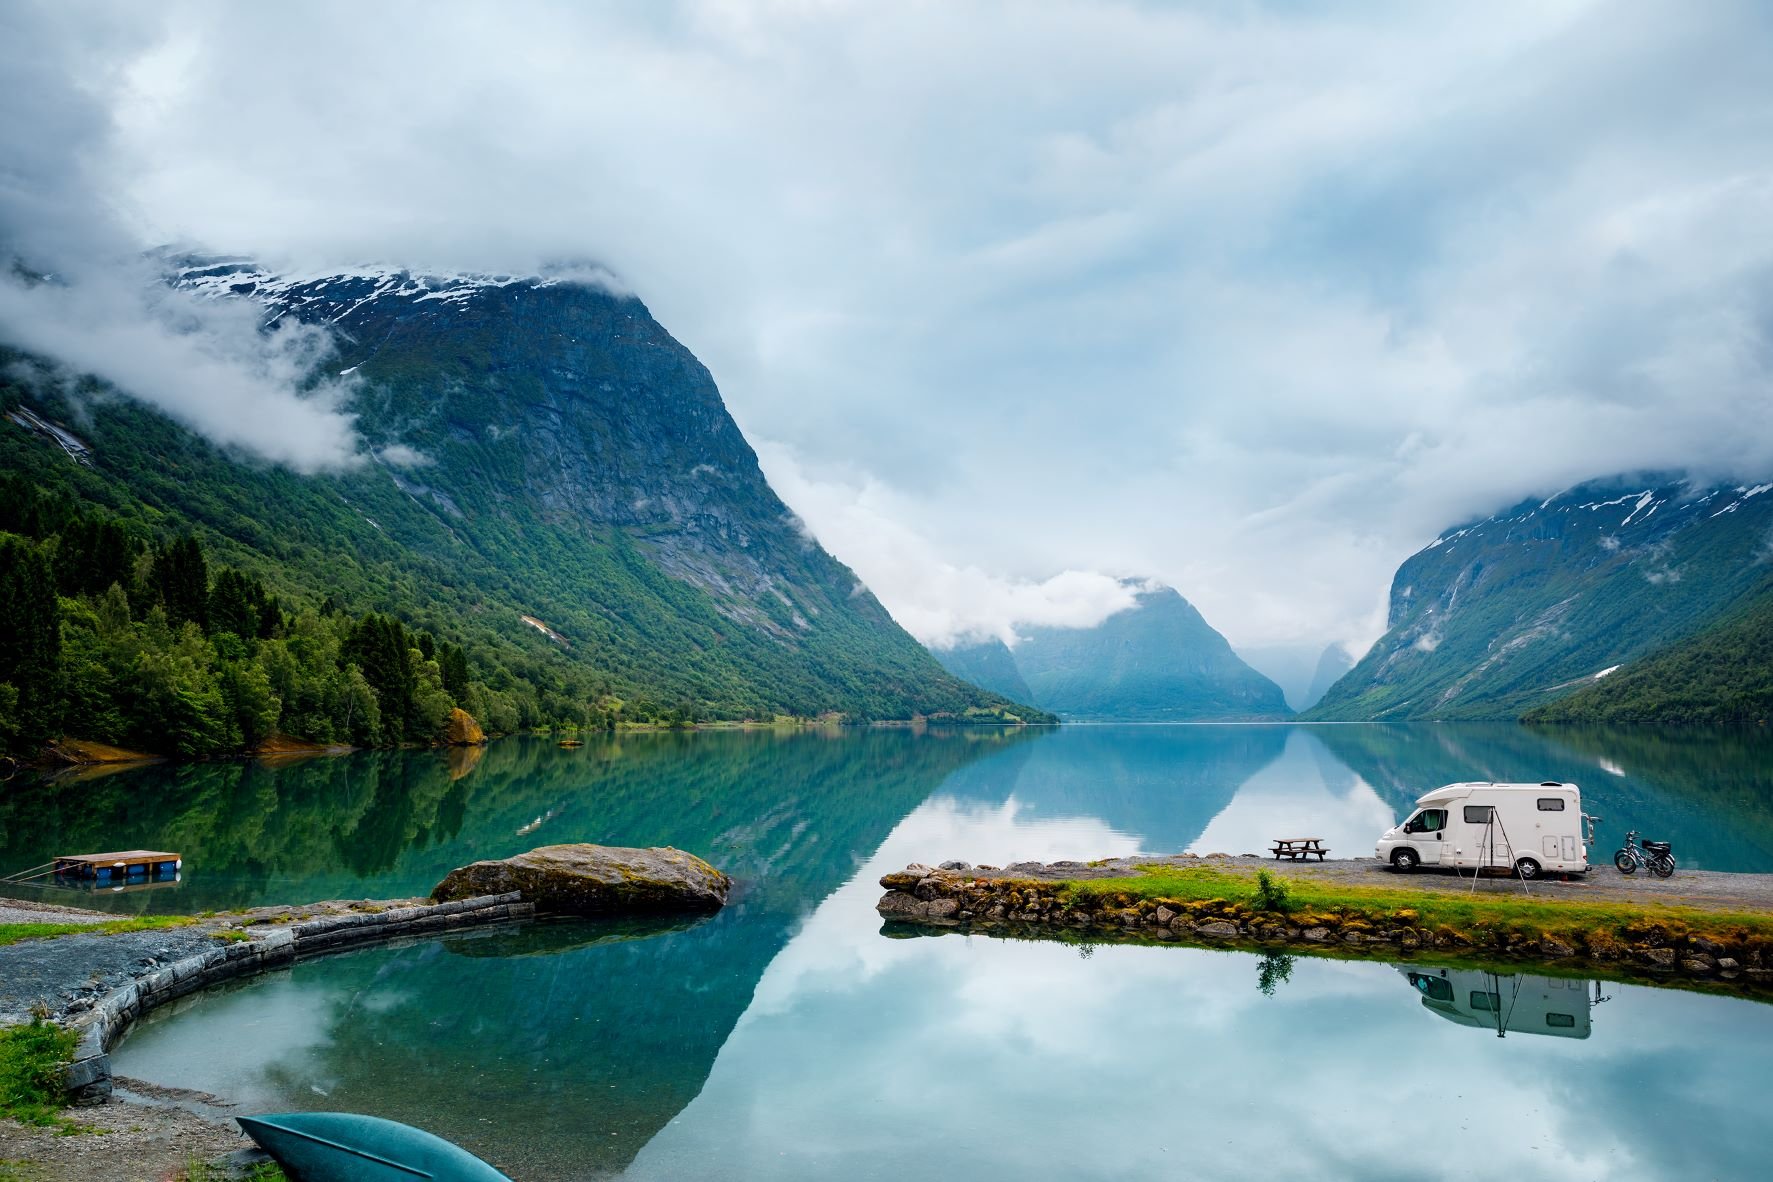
[1522,578,1773,724]
[0,264,1040,752]
[1307,477,1773,721]
[929,637,1034,704]
[936,584,1292,722]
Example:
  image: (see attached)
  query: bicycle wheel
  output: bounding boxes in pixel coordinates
[1614,850,1636,874]
[1651,856,1675,878]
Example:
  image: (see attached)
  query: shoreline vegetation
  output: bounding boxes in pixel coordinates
[877,858,1773,992]
[20,714,1048,770]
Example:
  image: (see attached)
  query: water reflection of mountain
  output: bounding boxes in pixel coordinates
[101,729,1034,1179]
[1309,724,1773,872]
[1,729,1037,913]
[936,725,1289,853]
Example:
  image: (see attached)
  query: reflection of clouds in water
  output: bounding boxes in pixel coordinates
[895,793,1150,867]
[1191,730,1398,857]
[631,771,1772,1182]
[112,975,346,1110]
[745,793,1146,1019]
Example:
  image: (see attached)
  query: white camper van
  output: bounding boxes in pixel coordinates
[1376,781,1590,879]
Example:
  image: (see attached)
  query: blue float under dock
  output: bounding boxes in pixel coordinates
[53,850,182,881]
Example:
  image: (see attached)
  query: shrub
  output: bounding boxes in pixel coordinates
[1253,870,1294,914]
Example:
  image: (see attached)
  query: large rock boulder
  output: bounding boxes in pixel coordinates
[444,708,486,746]
[431,844,730,915]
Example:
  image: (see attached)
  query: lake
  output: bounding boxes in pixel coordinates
[4,724,1772,1179]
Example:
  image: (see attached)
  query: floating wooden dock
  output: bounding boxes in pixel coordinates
[52,850,182,882]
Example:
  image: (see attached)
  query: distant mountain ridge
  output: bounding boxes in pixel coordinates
[931,584,1292,722]
[1,259,1044,732]
[1308,476,1773,721]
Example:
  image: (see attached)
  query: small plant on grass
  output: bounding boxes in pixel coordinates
[182,1157,286,1181]
[0,1014,78,1129]
[1253,870,1294,914]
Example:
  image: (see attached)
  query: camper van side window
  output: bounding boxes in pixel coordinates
[1546,1013,1576,1028]
[1536,798,1565,811]
[1463,805,1492,824]
[1470,991,1501,1012]
[1411,809,1446,833]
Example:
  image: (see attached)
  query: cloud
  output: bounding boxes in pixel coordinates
[375,444,432,469]
[758,441,1145,648]
[0,3,361,472]
[0,273,362,473]
[5,1,1773,647]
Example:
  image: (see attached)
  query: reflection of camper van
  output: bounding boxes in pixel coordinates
[1376,781,1589,878]
[1398,966,1594,1039]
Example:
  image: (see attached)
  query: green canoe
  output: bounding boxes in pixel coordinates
[236,1112,513,1182]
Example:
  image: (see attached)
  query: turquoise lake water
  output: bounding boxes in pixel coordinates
[4,724,1771,1178]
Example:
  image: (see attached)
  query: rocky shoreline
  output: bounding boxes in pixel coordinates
[876,856,1773,988]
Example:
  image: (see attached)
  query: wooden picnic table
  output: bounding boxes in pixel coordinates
[1269,837,1330,862]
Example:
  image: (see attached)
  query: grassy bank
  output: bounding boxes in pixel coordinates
[0,1018,78,1129]
[882,862,1773,981]
[0,915,195,948]
[1056,865,1773,960]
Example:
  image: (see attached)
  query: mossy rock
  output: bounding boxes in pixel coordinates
[432,843,731,915]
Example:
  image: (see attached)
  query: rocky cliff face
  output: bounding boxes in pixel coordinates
[177,263,875,642]
[1309,477,1773,720]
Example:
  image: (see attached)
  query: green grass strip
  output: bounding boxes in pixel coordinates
[1049,865,1773,951]
[0,915,195,948]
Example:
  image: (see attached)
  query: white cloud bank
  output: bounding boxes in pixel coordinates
[0,3,361,472]
[6,1,1773,649]
[760,441,1146,647]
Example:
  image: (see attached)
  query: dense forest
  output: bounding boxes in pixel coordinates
[1522,579,1773,725]
[0,473,574,756]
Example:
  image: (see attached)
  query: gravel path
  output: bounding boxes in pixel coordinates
[0,898,113,926]
[942,853,1773,915]
[0,926,227,1025]
[0,1082,251,1182]
[0,896,427,1026]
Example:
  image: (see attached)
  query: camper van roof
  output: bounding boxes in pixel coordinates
[1415,781,1578,803]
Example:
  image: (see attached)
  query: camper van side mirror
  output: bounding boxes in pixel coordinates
[1402,821,1416,834]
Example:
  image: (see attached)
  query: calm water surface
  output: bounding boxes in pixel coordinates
[4,725,1770,1179]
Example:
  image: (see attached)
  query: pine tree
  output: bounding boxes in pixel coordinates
[154,535,210,630]
[344,614,417,739]
[0,535,63,748]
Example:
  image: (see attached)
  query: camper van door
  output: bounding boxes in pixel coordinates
[1402,807,1448,865]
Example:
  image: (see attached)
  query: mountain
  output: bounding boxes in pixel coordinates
[0,262,1044,751]
[1307,476,1773,721]
[933,584,1291,722]
[928,636,1033,704]
[1235,643,1346,712]
[1522,578,1773,724]
[1303,643,1355,711]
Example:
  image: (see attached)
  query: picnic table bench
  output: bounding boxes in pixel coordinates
[1270,837,1329,862]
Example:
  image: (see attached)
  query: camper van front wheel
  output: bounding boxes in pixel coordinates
[1515,857,1542,880]
[1390,848,1420,872]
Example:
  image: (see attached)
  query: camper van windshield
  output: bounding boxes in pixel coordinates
[1408,809,1446,833]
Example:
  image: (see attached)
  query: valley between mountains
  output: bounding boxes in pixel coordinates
[2,264,1770,761]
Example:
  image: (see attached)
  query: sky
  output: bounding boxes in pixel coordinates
[3,1,1773,664]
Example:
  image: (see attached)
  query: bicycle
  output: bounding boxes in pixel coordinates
[1614,830,1674,878]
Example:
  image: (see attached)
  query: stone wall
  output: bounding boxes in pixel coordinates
[877,865,1773,987]
[65,892,533,1099]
